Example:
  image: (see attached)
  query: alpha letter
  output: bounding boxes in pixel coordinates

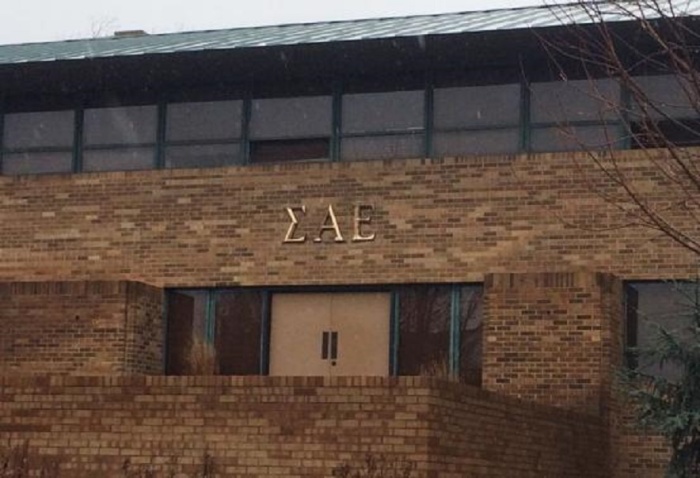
[283,206,306,243]
[314,205,344,243]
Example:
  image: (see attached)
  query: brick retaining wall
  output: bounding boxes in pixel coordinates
[0,376,606,477]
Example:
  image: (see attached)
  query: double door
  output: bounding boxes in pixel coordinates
[269,292,390,376]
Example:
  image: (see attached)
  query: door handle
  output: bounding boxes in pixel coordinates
[330,331,338,360]
[322,331,329,359]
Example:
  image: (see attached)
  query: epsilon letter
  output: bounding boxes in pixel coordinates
[352,204,376,242]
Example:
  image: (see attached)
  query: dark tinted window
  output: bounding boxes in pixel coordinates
[434,84,520,129]
[631,119,700,148]
[397,286,451,376]
[433,129,520,156]
[165,144,242,169]
[166,101,243,141]
[2,110,75,175]
[167,289,263,376]
[82,148,155,172]
[530,79,620,124]
[397,284,483,382]
[341,135,422,161]
[459,286,484,386]
[166,290,209,375]
[250,138,329,163]
[343,90,424,134]
[215,290,263,375]
[530,125,622,152]
[4,110,74,149]
[250,96,331,140]
[626,282,697,380]
[2,152,73,175]
[84,106,157,146]
[632,75,698,120]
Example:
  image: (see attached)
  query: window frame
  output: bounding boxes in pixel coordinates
[528,78,625,153]
[624,280,699,380]
[164,283,483,382]
[0,109,77,175]
[163,99,245,169]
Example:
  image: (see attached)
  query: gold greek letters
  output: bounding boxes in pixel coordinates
[283,204,376,244]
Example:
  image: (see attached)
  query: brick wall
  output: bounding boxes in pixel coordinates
[0,281,163,375]
[0,150,690,476]
[0,376,607,478]
[477,270,671,477]
[482,271,623,416]
[612,404,671,478]
[124,282,165,374]
[427,381,608,477]
[0,150,695,288]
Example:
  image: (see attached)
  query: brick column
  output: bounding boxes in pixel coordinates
[482,271,623,417]
[0,280,164,375]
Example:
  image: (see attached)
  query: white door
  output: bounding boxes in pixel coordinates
[329,293,390,376]
[269,292,390,376]
[269,293,331,376]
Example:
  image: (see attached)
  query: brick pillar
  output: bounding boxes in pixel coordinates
[124,282,165,375]
[0,280,164,375]
[482,271,623,417]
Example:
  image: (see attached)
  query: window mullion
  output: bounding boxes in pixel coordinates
[449,285,460,378]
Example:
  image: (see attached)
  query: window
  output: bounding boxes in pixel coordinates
[397,286,451,376]
[433,84,521,156]
[459,286,484,385]
[530,79,623,152]
[632,75,698,120]
[83,105,157,172]
[625,281,698,380]
[630,75,700,148]
[166,289,263,375]
[631,119,700,148]
[165,100,244,168]
[249,96,331,163]
[341,90,424,160]
[396,284,483,385]
[166,284,483,382]
[2,110,75,175]
[214,290,264,375]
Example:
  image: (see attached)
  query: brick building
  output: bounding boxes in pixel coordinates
[0,3,696,477]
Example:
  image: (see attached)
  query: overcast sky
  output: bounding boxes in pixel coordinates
[1,0,544,45]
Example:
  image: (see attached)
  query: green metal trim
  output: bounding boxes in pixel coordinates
[155,101,167,169]
[205,291,216,344]
[0,5,669,67]
[82,142,157,150]
[341,130,425,139]
[389,290,400,376]
[240,92,252,165]
[246,133,331,142]
[4,146,75,154]
[73,106,84,173]
[331,79,343,161]
[165,138,242,147]
[619,83,632,149]
[449,285,461,377]
[424,73,434,158]
[530,119,624,128]
[433,123,520,134]
[519,79,531,153]
[260,290,271,375]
